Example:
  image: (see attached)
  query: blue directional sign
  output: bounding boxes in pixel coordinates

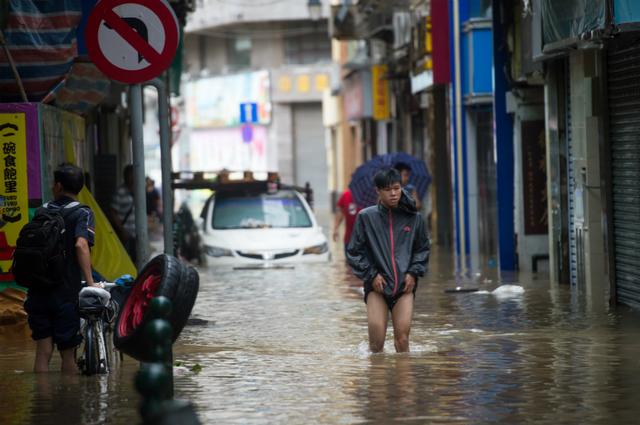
[240,102,258,124]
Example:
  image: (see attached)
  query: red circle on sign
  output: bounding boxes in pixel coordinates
[85,0,179,84]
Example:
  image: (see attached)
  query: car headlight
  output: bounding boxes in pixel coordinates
[204,245,234,257]
[303,242,328,255]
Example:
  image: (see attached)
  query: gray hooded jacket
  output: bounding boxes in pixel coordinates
[346,189,430,297]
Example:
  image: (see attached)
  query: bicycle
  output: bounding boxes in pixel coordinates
[77,282,120,376]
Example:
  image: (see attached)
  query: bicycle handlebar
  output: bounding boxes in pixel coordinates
[81,281,117,289]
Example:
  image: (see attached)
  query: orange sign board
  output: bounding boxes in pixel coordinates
[372,65,390,121]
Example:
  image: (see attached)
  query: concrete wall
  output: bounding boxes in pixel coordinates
[568,49,608,312]
[182,34,227,75]
[251,36,284,69]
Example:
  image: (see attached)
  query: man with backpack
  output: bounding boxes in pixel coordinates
[14,163,97,373]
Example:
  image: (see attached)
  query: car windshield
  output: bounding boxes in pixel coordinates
[212,192,312,229]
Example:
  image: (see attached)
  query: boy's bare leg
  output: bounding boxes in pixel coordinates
[60,348,78,374]
[391,293,414,353]
[34,338,54,372]
[366,292,389,353]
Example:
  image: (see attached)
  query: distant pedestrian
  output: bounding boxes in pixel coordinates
[347,168,430,353]
[146,176,161,219]
[394,161,421,210]
[333,188,360,254]
[109,164,137,263]
[17,163,98,373]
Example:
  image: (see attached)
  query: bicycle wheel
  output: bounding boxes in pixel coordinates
[95,321,108,374]
[83,323,98,375]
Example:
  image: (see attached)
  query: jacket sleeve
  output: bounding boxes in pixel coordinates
[346,214,378,283]
[407,214,430,278]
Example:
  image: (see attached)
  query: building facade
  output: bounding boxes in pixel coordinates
[329,0,505,270]
[180,0,333,215]
[534,0,640,310]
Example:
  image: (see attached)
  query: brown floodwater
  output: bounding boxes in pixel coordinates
[2,247,640,424]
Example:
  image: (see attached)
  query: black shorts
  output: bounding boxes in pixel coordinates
[24,290,82,351]
[364,280,418,311]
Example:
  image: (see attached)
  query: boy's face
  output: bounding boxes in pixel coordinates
[376,182,402,208]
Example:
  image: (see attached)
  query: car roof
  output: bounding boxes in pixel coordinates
[200,188,301,219]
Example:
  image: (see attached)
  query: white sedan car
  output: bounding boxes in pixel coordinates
[200,187,330,265]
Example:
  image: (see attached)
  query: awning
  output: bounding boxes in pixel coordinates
[0,0,83,102]
[41,59,111,115]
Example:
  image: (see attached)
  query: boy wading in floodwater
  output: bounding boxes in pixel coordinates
[347,168,430,353]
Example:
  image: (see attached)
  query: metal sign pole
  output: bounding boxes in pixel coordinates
[147,78,175,254]
[130,83,150,268]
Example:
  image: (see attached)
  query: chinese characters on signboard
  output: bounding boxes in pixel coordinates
[0,113,28,280]
[372,64,390,121]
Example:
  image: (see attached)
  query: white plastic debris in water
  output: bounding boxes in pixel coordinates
[473,284,524,297]
[491,284,525,297]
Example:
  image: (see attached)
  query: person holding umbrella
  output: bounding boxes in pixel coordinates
[349,152,431,208]
[347,168,430,353]
[393,161,421,210]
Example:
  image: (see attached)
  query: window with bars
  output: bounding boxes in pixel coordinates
[227,36,252,70]
[284,33,331,65]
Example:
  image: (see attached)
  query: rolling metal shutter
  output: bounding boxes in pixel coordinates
[293,104,329,212]
[608,43,640,308]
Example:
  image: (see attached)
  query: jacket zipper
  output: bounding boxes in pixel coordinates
[389,209,399,296]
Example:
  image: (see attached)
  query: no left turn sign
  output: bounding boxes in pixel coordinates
[85,0,179,84]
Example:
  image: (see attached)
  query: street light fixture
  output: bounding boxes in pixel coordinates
[308,0,322,21]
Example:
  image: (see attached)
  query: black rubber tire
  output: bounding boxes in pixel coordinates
[166,265,199,341]
[113,254,198,362]
[84,324,98,376]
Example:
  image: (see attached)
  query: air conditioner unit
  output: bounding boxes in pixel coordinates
[393,11,411,49]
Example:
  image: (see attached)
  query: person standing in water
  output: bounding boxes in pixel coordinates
[347,168,430,353]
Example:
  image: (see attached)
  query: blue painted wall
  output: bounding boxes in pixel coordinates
[449,0,495,264]
[472,29,493,94]
[492,0,516,271]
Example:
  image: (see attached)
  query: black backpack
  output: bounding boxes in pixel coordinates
[12,202,83,290]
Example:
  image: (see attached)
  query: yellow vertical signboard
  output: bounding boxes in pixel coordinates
[0,113,28,280]
[372,64,390,121]
[425,16,433,70]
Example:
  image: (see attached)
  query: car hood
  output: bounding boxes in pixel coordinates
[203,227,327,251]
